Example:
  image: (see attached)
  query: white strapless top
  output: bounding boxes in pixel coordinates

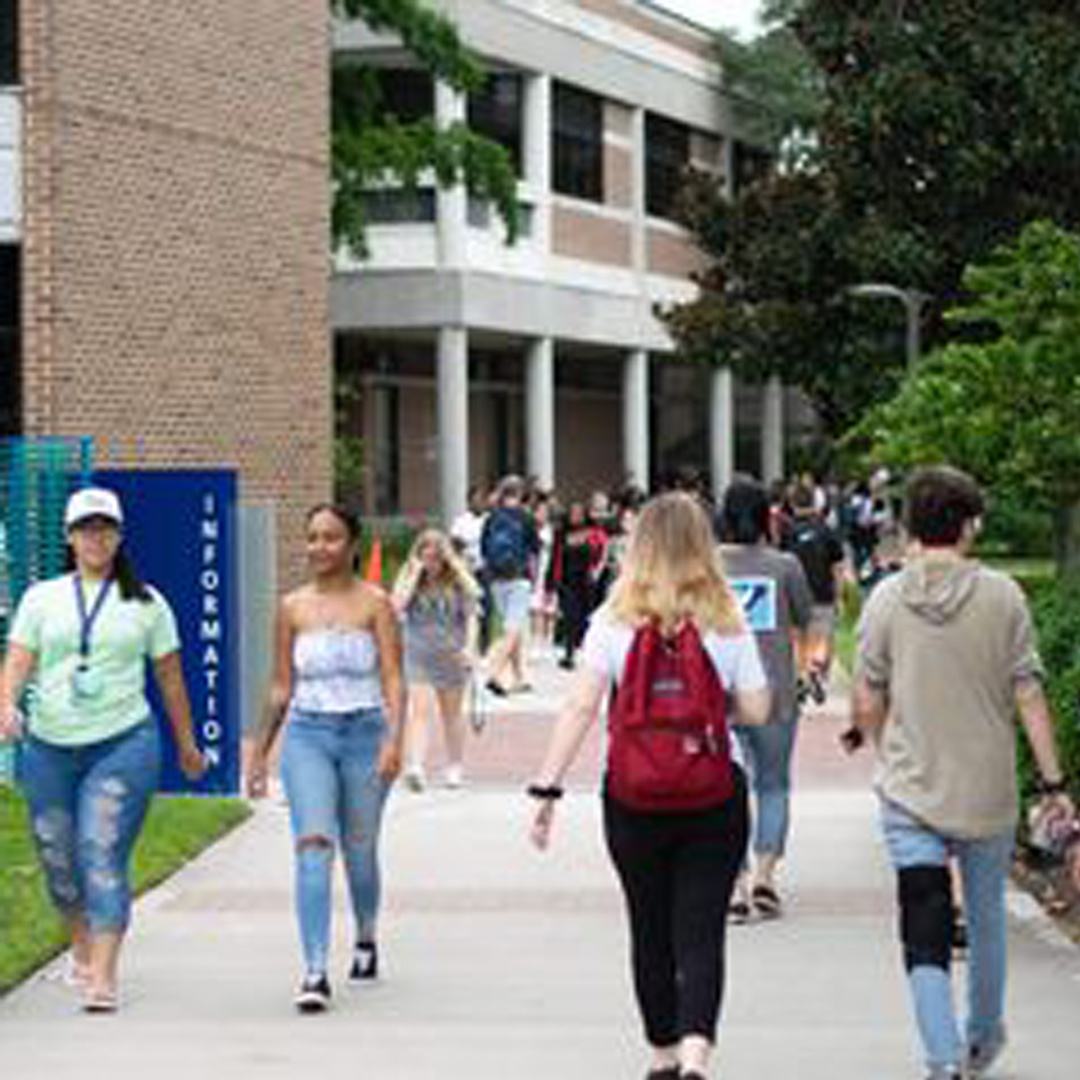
[291,628,383,713]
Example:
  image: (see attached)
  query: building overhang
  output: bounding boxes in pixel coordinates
[332,268,676,353]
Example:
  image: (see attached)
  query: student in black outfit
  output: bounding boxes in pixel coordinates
[780,483,846,704]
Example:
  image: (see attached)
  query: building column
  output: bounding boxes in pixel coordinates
[710,365,735,497]
[435,80,466,267]
[526,336,555,490]
[623,349,650,490]
[438,327,469,525]
[761,374,785,484]
[523,73,551,253]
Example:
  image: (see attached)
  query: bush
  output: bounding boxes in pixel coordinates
[978,491,1055,560]
[1020,576,1080,807]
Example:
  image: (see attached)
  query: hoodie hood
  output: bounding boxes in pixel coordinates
[899,557,980,625]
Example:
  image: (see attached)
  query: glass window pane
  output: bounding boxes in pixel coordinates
[552,82,604,202]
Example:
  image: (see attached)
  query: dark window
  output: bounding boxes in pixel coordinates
[552,82,604,202]
[0,245,20,436]
[0,2,16,86]
[372,69,434,125]
[364,188,436,224]
[732,140,773,195]
[645,113,691,219]
[468,73,523,176]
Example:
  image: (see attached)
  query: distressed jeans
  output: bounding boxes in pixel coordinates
[880,798,1013,1073]
[18,720,161,932]
[281,707,391,976]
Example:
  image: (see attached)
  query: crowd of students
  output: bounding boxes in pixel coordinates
[2,469,1079,1080]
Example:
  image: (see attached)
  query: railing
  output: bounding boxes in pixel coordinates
[0,437,94,783]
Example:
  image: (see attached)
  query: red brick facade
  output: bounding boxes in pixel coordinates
[19,1,331,585]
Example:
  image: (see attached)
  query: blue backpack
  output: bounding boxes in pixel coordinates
[483,508,530,578]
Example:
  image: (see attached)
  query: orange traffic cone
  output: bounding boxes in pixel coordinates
[364,536,384,585]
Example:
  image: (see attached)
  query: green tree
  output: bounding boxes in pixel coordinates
[855,221,1080,576]
[665,1,1080,443]
[332,0,519,253]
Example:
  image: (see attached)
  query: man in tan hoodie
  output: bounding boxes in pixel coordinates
[850,466,1074,1080]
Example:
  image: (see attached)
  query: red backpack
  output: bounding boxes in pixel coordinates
[607,621,734,812]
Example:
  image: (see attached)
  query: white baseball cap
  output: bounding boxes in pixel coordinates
[65,487,124,529]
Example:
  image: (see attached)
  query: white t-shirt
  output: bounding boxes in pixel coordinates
[450,510,486,571]
[580,610,768,764]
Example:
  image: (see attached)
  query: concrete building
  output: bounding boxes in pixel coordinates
[0,1,330,584]
[334,0,811,522]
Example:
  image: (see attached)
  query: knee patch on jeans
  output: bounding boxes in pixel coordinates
[898,865,952,972]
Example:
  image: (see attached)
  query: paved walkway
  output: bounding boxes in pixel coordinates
[2,653,1079,1079]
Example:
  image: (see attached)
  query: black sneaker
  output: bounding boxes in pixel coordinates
[349,941,378,982]
[294,973,331,1013]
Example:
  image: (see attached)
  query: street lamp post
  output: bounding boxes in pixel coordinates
[847,282,929,372]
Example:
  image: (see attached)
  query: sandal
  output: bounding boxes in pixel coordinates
[752,884,783,919]
[727,899,752,925]
[82,986,119,1014]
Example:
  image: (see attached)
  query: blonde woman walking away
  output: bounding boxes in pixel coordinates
[0,487,206,1013]
[529,492,770,1080]
[392,528,480,791]
[247,505,404,1013]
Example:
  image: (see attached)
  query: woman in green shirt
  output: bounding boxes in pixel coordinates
[0,487,205,1012]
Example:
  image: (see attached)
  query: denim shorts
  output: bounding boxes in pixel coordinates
[490,577,531,632]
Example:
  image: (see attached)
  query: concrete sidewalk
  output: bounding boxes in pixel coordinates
[2,659,1080,1079]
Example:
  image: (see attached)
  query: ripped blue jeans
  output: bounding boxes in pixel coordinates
[18,721,161,932]
[281,707,391,976]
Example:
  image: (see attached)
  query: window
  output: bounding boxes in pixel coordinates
[372,69,434,125]
[645,113,691,220]
[0,245,20,436]
[0,3,16,86]
[552,82,604,202]
[364,188,436,224]
[468,73,523,176]
[732,140,773,195]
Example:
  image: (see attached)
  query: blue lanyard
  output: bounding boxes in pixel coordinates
[73,575,113,663]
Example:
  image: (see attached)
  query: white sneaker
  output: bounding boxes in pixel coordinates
[403,766,425,792]
[444,764,465,789]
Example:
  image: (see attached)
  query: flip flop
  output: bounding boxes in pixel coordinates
[752,884,783,919]
[82,986,119,1014]
[727,899,752,924]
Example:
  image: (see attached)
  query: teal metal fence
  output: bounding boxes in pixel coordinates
[0,437,94,782]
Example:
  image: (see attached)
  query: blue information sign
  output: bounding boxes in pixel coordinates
[95,469,239,794]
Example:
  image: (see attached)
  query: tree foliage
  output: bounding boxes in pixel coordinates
[665,1,1080,439]
[331,0,519,253]
[854,221,1080,574]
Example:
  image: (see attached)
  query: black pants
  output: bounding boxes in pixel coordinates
[603,769,749,1047]
[558,578,593,660]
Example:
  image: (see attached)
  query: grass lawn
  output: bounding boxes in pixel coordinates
[0,788,250,994]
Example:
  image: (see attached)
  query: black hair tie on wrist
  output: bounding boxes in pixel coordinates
[1039,778,1068,797]
[527,783,564,801]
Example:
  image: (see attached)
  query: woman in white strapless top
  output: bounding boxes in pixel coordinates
[247,505,404,1013]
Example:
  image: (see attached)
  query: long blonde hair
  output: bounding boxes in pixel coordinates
[605,492,742,634]
[392,528,479,609]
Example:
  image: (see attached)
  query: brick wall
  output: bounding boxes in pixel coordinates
[20,0,330,586]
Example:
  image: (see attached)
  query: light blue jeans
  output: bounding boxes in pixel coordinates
[18,720,161,932]
[281,707,391,976]
[734,718,798,856]
[880,798,1013,1072]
